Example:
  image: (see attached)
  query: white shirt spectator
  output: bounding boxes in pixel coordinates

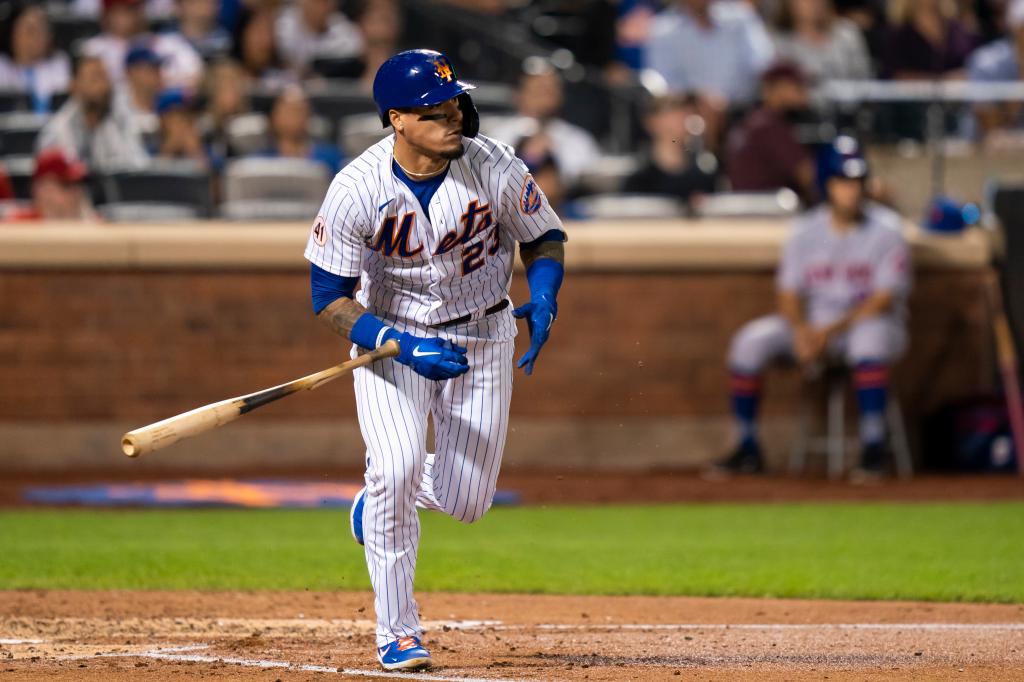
[275,5,363,75]
[82,32,203,90]
[485,116,602,185]
[0,53,71,111]
[114,86,159,143]
[37,98,150,171]
[772,18,872,82]
[645,1,774,104]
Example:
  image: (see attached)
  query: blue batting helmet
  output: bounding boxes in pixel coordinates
[817,135,869,195]
[372,49,479,137]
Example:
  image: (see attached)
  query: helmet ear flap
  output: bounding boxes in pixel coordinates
[458,93,479,138]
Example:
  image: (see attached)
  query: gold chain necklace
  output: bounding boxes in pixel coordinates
[394,156,449,179]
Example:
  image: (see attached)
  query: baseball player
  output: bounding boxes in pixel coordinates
[304,49,566,670]
[713,136,910,478]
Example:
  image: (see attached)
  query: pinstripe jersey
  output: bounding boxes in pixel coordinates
[304,133,562,338]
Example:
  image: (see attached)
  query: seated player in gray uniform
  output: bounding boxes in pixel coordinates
[714,136,911,477]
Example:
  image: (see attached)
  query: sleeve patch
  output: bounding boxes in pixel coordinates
[311,215,328,246]
[519,174,542,215]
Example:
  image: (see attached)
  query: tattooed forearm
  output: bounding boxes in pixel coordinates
[519,239,564,271]
[317,296,369,340]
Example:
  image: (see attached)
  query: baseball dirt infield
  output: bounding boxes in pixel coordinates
[3,591,1023,680]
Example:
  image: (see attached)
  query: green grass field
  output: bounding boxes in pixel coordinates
[1,503,1022,602]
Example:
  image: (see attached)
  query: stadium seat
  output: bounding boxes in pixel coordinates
[50,92,70,111]
[337,113,390,158]
[466,82,516,114]
[99,202,201,222]
[694,190,801,219]
[0,113,48,156]
[222,158,329,219]
[101,161,213,218]
[576,155,639,195]
[311,57,366,80]
[3,155,34,200]
[225,113,270,156]
[571,193,687,220]
[0,90,31,113]
[307,82,379,142]
[221,199,322,222]
[49,13,100,53]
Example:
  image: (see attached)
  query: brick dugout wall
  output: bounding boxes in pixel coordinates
[0,222,995,472]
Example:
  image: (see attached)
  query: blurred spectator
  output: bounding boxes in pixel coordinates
[622,94,718,206]
[771,0,873,81]
[487,61,602,186]
[5,148,96,221]
[116,45,163,146]
[516,138,566,212]
[231,7,292,88]
[645,0,775,105]
[883,0,979,79]
[198,59,249,169]
[257,86,343,175]
[153,88,208,166]
[276,0,363,78]
[613,0,658,72]
[969,0,1024,136]
[172,0,232,60]
[833,0,890,69]
[725,62,817,202]
[354,0,404,89]
[82,0,203,90]
[37,54,149,172]
[0,3,72,113]
[0,164,13,201]
[72,0,176,20]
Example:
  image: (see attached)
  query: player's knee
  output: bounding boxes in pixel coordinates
[847,317,902,365]
[728,318,777,374]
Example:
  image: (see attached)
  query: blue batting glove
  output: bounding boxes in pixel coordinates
[386,331,469,381]
[512,294,556,376]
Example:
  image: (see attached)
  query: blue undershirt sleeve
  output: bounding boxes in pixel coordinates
[310,263,358,314]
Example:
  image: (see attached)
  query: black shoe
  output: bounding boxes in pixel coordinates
[709,442,764,475]
[850,444,888,483]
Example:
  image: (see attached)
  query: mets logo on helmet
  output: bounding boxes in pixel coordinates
[434,59,454,83]
[520,174,542,215]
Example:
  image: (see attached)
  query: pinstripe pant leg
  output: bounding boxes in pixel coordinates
[428,337,514,524]
[353,356,438,649]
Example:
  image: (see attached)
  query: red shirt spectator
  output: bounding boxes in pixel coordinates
[5,148,96,221]
[726,62,816,202]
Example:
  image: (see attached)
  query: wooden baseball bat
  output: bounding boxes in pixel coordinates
[121,340,400,458]
[986,271,1024,476]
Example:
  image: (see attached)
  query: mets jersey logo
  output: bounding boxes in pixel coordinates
[520,174,542,215]
[434,59,454,84]
[370,212,423,258]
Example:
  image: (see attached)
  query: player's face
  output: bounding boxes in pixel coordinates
[395,98,464,160]
[827,177,864,217]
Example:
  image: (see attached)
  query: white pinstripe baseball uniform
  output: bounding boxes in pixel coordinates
[304,133,563,648]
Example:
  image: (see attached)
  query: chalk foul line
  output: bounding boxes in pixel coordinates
[62,643,532,682]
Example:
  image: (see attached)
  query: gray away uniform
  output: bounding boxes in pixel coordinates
[729,202,911,374]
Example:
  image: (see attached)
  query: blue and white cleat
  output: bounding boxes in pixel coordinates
[377,636,432,671]
[350,486,366,546]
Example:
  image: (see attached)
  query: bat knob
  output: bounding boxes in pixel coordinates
[122,436,140,458]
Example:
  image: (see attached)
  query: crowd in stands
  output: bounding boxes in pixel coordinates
[1,0,1024,222]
